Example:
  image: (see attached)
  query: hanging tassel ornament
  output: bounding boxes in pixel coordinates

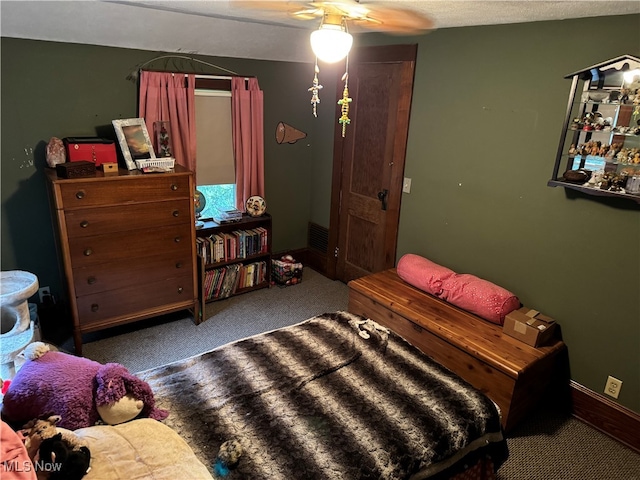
[337,62,352,137]
[308,59,323,118]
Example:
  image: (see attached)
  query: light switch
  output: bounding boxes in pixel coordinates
[403,177,412,193]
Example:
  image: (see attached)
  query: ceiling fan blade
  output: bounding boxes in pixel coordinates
[232,1,322,20]
[350,4,434,34]
[231,1,433,34]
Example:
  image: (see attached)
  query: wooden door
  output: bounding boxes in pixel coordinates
[328,44,417,283]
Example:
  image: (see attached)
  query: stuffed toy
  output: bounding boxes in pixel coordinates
[214,439,244,477]
[21,414,91,480]
[2,343,168,431]
[38,434,90,480]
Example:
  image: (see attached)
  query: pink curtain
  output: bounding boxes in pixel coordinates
[231,77,265,210]
[138,71,196,173]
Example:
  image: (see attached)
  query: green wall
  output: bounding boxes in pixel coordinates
[361,14,640,412]
[1,37,318,296]
[2,13,639,412]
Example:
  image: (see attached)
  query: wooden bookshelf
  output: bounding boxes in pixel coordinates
[195,214,272,318]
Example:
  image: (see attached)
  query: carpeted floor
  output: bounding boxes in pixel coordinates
[65,268,349,373]
[65,268,640,479]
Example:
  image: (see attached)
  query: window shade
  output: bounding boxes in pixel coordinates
[195,92,235,185]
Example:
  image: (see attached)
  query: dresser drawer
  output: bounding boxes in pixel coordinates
[72,253,193,296]
[57,175,190,208]
[64,200,191,238]
[68,224,192,268]
[76,273,194,326]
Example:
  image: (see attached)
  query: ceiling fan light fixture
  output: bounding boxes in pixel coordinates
[310,23,353,63]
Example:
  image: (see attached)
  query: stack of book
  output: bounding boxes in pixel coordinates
[202,261,267,301]
[213,208,243,224]
[196,227,268,265]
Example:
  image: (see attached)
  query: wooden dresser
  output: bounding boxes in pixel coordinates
[46,165,199,354]
[348,269,568,432]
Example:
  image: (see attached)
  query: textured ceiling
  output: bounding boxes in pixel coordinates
[2,1,639,63]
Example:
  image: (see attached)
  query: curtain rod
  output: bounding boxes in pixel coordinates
[194,74,252,81]
[126,54,240,82]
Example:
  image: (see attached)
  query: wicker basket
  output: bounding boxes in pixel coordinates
[271,259,303,286]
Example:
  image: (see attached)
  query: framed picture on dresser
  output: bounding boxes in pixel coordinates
[112,118,156,170]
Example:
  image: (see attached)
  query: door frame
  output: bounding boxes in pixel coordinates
[326,44,418,280]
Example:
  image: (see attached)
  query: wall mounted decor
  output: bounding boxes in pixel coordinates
[275,122,307,144]
[548,55,640,203]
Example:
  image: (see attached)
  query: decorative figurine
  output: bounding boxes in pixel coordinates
[338,71,352,138]
[308,61,323,118]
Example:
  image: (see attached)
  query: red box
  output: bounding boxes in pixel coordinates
[63,137,117,167]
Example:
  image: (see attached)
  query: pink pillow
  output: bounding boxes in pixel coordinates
[396,254,455,296]
[397,254,520,325]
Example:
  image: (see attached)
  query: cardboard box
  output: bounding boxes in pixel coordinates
[503,307,556,347]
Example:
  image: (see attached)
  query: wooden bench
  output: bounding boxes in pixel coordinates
[348,269,567,432]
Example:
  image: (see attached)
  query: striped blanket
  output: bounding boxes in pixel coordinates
[138,312,508,479]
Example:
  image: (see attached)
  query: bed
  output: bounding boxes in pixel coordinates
[137,311,508,479]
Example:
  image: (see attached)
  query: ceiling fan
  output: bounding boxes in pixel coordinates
[234,1,434,63]
[235,1,433,136]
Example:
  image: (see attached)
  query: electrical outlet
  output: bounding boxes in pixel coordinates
[38,286,51,303]
[403,177,412,193]
[604,375,622,399]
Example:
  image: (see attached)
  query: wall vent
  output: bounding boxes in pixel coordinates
[308,222,329,253]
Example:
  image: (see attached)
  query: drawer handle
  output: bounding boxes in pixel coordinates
[174,237,181,243]
[91,304,99,312]
[80,220,89,228]
[172,210,180,217]
[177,287,184,294]
[84,248,93,256]
[176,262,182,269]
[76,191,85,199]
[87,276,97,285]
[171,184,178,191]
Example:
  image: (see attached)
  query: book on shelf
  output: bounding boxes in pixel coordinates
[202,261,269,302]
[199,227,270,266]
[213,208,243,224]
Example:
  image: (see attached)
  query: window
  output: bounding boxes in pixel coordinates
[194,85,235,219]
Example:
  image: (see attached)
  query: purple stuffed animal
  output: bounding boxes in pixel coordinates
[2,343,168,431]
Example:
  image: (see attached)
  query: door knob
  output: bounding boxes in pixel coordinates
[377,189,389,211]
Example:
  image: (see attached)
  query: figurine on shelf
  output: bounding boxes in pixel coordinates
[568,144,577,157]
[598,144,608,157]
[579,143,590,157]
[616,148,630,164]
[600,172,613,190]
[605,145,618,162]
[632,89,640,116]
[570,117,583,130]
[620,88,630,104]
[588,170,604,187]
